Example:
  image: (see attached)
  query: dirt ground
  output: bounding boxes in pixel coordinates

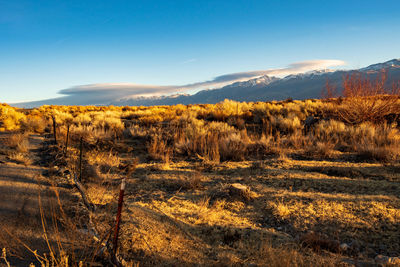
[0,133,77,266]
[1,132,400,266]
[115,158,400,266]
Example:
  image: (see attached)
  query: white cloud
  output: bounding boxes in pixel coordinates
[180,58,197,64]
[60,83,177,97]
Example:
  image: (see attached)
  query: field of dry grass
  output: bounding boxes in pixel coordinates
[1,95,400,266]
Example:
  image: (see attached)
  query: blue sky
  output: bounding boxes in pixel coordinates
[1,0,399,103]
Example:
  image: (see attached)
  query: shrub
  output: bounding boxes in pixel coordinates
[70,125,115,144]
[87,150,120,173]
[5,133,29,153]
[247,134,281,157]
[91,111,124,131]
[73,113,92,126]
[356,143,400,162]
[270,114,302,134]
[305,141,336,159]
[20,115,47,133]
[353,123,400,162]
[313,120,347,144]
[219,132,248,161]
[0,105,26,131]
[325,71,400,124]
[147,135,172,163]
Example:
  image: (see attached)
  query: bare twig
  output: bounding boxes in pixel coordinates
[72,174,95,212]
[1,248,11,267]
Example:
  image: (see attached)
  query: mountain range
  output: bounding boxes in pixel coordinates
[113,59,400,106]
[15,59,400,107]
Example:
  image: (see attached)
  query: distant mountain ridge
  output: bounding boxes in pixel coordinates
[360,59,400,71]
[13,59,400,108]
[113,59,400,106]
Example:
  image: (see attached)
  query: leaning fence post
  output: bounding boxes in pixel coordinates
[52,116,57,145]
[64,124,70,156]
[79,137,83,182]
[113,178,126,256]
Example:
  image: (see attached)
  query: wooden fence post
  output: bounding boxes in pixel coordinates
[64,124,70,156]
[52,116,57,145]
[79,137,83,182]
[113,178,126,256]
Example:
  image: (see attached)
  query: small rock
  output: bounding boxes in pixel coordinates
[230,183,249,192]
[228,183,255,201]
[340,243,350,251]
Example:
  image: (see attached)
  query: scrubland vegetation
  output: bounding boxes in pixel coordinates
[1,73,400,266]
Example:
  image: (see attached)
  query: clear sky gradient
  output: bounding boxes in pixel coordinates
[1,0,399,103]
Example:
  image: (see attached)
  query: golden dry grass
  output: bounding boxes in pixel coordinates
[1,98,400,266]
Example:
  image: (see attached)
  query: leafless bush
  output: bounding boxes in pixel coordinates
[325,70,400,124]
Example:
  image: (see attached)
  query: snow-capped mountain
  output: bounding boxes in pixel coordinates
[224,75,279,88]
[113,59,400,106]
[360,59,400,71]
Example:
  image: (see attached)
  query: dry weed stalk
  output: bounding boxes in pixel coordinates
[147,135,172,163]
[1,248,11,267]
[5,133,29,153]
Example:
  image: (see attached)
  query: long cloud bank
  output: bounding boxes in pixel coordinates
[16,59,345,107]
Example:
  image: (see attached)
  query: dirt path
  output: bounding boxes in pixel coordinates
[0,134,69,266]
